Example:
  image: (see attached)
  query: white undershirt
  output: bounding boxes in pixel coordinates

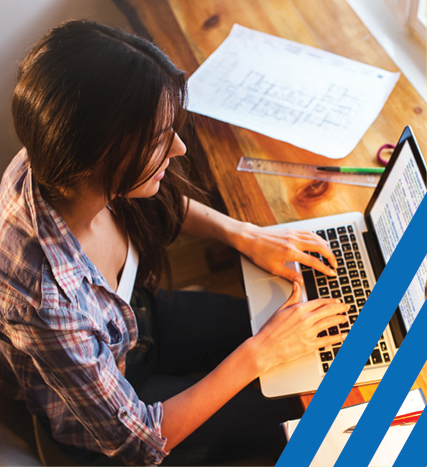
[116,242,139,304]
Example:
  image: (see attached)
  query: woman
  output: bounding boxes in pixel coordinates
[0,20,348,466]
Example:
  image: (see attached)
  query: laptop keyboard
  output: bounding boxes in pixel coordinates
[300,224,391,375]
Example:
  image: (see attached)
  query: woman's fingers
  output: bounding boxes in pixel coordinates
[276,298,349,337]
[303,300,349,324]
[293,251,337,277]
[287,298,349,337]
[283,281,302,307]
[317,332,347,349]
[300,301,349,344]
[286,230,338,270]
[290,297,344,315]
[309,312,348,338]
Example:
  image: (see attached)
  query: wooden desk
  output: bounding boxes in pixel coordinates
[114,0,427,406]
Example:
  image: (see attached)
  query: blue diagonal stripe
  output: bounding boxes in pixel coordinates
[393,406,427,467]
[335,299,427,466]
[277,194,427,467]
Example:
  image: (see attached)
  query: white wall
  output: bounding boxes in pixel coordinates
[346,0,426,100]
[0,0,130,176]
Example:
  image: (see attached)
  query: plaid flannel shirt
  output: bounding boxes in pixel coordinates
[0,149,167,465]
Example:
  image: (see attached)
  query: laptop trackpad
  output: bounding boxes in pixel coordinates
[249,274,294,334]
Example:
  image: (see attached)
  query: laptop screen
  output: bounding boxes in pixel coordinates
[366,127,426,337]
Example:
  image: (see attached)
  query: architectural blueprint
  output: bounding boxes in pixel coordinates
[187,25,400,159]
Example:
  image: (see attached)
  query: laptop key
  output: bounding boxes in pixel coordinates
[330,240,339,249]
[343,244,352,253]
[342,286,351,295]
[328,326,339,335]
[355,251,361,260]
[344,295,355,304]
[371,349,383,364]
[302,270,318,300]
[354,288,364,297]
[337,267,347,276]
[350,234,356,242]
[327,228,337,240]
[337,227,346,234]
[347,225,354,233]
[317,330,327,337]
[339,276,349,285]
[380,342,388,351]
[323,363,329,373]
[357,298,366,307]
[337,258,345,266]
[383,353,390,362]
[333,249,342,258]
[348,305,357,314]
[349,315,357,324]
[333,346,341,357]
[317,277,327,286]
[319,287,329,296]
[347,261,356,269]
[360,270,367,279]
[349,270,359,278]
[316,230,327,240]
[344,251,353,259]
[352,243,359,251]
[331,289,342,298]
[320,351,333,362]
[329,280,339,289]
[363,280,370,288]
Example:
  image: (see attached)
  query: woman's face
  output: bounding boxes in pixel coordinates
[127,132,187,198]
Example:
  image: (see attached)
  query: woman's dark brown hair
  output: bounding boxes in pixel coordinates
[12,19,201,290]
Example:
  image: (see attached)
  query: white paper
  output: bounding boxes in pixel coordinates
[187,24,400,159]
[283,389,425,466]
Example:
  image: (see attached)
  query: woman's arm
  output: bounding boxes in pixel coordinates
[181,198,337,284]
[162,283,348,450]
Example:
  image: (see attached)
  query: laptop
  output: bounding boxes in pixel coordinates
[241,126,426,398]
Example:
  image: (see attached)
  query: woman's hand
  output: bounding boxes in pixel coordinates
[237,224,337,284]
[250,282,348,374]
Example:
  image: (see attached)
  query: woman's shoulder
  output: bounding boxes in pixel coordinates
[0,148,33,230]
[0,149,53,313]
[0,148,30,191]
[0,148,42,265]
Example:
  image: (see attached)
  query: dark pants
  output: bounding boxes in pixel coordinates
[125,289,304,466]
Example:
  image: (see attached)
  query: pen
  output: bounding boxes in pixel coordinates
[343,410,423,434]
[317,166,386,174]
